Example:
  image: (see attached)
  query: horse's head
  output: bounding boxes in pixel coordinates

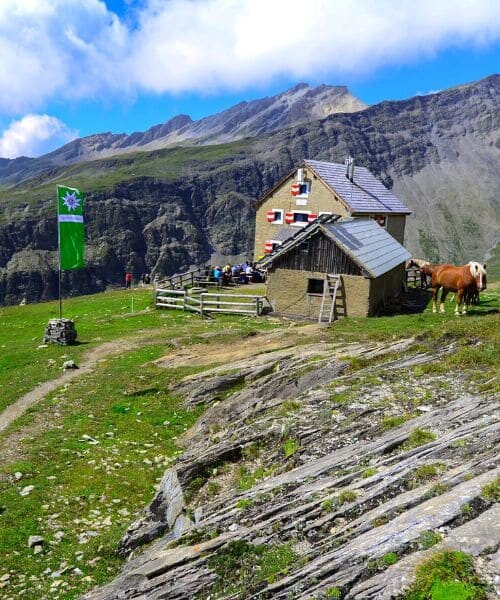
[468,262,487,291]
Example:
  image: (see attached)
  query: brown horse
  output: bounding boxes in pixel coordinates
[406,258,438,288]
[432,262,487,315]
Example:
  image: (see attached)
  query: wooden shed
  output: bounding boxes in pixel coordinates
[259,215,411,320]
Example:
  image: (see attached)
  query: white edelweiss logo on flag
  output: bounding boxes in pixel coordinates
[62,191,80,211]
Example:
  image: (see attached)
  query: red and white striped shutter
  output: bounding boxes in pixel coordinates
[308,213,317,223]
[264,241,274,253]
[291,183,300,196]
[266,211,275,222]
[285,212,294,224]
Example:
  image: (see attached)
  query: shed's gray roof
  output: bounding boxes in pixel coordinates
[305,159,411,214]
[321,218,411,277]
[272,226,298,242]
[259,215,411,278]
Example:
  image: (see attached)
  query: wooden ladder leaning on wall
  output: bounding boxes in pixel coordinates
[318,274,341,324]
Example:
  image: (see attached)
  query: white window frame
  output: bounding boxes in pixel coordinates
[271,208,284,225]
[291,210,311,227]
[295,181,310,198]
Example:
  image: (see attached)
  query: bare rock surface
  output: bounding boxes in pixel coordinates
[85,333,499,599]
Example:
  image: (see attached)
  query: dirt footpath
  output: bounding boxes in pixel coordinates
[0,339,141,435]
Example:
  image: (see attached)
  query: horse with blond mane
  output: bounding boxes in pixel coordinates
[431,262,487,316]
[406,258,438,288]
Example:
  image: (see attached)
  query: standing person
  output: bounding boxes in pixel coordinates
[125,272,132,289]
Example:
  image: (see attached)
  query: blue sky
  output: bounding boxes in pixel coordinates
[0,0,499,159]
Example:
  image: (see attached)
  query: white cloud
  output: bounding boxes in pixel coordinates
[0,0,499,113]
[0,0,128,114]
[127,0,500,93]
[0,114,78,158]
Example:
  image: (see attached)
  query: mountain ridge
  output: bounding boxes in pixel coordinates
[0,74,498,305]
[0,83,366,183]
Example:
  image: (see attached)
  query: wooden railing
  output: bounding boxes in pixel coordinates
[156,267,206,290]
[155,288,265,317]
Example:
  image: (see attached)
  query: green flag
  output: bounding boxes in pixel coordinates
[57,185,84,270]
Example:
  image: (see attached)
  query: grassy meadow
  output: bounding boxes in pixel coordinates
[0,282,498,598]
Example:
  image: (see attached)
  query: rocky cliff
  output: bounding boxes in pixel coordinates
[0,75,498,305]
[83,321,500,599]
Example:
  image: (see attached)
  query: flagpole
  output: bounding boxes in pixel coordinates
[57,185,62,320]
[59,268,62,320]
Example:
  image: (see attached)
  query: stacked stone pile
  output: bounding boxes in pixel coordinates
[43,319,77,345]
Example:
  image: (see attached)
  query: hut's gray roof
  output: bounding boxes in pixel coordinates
[260,215,411,278]
[305,159,411,215]
[321,218,411,277]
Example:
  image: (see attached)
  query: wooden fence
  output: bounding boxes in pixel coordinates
[406,267,423,288]
[155,288,265,317]
[156,267,205,290]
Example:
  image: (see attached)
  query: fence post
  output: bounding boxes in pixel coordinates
[200,293,204,318]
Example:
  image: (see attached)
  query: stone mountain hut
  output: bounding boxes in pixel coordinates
[254,158,411,259]
[259,215,411,319]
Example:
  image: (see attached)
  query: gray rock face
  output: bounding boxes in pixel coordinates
[84,336,499,599]
[119,468,189,556]
[0,84,366,174]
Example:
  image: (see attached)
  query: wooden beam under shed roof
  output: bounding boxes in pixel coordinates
[258,213,341,267]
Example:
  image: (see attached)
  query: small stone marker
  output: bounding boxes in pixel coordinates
[43,319,77,345]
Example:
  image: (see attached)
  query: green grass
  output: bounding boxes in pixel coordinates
[331,291,499,345]
[282,438,300,458]
[403,550,488,599]
[236,465,275,491]
[401,428,437,451]
[418,530,443,550]
[207,539,302,596]
[0,290,286,598]
[0,140,252,214]
[480,477,500,502]
[381,413,415,431]
[0,343,204,598]
[0,287,276,415]
[407,463,446,488]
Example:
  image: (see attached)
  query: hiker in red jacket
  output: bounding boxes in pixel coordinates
[125,272,132,289]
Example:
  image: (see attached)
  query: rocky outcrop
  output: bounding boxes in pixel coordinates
[84,335,499,599]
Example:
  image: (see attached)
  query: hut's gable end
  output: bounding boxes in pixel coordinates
[271,231,362,275]
[254,168,349,259]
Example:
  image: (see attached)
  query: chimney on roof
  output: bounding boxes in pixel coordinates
[344,156,355,181]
